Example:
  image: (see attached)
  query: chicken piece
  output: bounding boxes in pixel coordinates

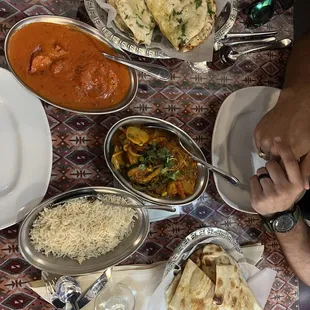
[49,43,67,58]
[50,60,65,75]
[78,61,119,99]
[128,166,162,184]
[29,55,52,74]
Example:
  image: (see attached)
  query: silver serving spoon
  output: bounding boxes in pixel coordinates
[51,193,176,212]
[102,52,171,81]
[220,38,292,66]
[177,139,247,188]
[214,36,276,51]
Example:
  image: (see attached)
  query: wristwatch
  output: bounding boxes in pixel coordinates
[261,205,301,233]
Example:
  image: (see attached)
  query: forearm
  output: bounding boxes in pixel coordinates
[276,218,310,285]
[278,34,310,109]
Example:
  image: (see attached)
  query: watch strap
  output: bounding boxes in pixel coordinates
[261,204,300,232]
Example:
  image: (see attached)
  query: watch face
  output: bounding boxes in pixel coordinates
[273,214,296,233]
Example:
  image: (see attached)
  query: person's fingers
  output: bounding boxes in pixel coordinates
[257,167,275,195]
[250,175,263,200]
[273,137,303,186]
[265,160,288,185]
[300,152,310,190]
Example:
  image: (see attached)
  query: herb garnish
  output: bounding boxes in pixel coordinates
[136,20,145,28]
[208,8,215,15]
[194,0,202,9]
[181,22,188,36]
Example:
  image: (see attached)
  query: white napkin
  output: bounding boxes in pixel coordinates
[28,245,276,310]
[28,262,166,310]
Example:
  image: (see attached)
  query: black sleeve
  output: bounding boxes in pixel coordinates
[294,0,310,39]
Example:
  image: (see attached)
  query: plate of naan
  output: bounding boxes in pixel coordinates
[84,0,237,59]
[166,248,262,310]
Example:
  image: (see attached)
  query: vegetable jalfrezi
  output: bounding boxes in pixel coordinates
[111,126,198,199]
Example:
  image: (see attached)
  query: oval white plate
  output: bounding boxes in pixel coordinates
[0,68,52,229]
[212,86,280,213]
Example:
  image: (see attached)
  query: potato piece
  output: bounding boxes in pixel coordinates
[167,181,177,196]
[126,126,149,146]
[111,151,124,170]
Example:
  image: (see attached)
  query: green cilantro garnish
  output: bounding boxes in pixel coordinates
[194,0,202,9]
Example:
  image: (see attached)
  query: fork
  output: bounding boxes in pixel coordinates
[45,279,66,309]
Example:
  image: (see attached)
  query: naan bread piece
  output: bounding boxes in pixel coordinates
[168,259,215,310]
[214,265,262,310]
[107,0,129,32]
[181,0,216,51]
[190,244,236,283]
[115,0,155,45]
[166,272,182,305]
[146,0,208,50]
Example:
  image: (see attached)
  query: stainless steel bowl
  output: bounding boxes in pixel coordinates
[18,187,149,276]
[104,116,209,206]
[4,16,138,115]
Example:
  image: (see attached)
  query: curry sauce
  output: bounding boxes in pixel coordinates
[112,126,198,199]
[7,22,131,111]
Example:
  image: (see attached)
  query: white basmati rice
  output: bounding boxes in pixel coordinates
[29,194,138,264]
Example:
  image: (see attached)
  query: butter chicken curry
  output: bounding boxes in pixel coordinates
[7,22,131,111]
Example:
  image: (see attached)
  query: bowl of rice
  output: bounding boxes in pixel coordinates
[18,187,149,276]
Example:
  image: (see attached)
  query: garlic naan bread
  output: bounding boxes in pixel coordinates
[214,265,262,310]
[190,244,236,283]
[107,0,129,32]
[115,0,155,45]
[165,272,181,305]
[168,259,215,310]
[146,0,208,50]
[182,0,216,51]
[146,0,216,51]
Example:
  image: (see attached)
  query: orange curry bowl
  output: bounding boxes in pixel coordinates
[4,16,138,114]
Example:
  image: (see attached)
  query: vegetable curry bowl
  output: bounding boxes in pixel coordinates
[4,16,137,114]
[104,116,209,206]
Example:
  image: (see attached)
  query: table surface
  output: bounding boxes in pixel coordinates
[0,1,297,309]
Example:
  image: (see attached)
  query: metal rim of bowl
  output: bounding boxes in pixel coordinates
[164,227,242,277]
[18,186,150,276]
[4,15,138,115]
[84,0,238,59]
[104,116,209,206]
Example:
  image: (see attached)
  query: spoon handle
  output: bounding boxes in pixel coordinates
[224,36,276,46]
[191,155,240,186]
[103,53,171,81]
[224,30,277,39]
[240,38,292,55]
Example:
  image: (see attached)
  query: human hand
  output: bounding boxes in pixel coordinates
[250,137,304,216]
[254,90,310,189]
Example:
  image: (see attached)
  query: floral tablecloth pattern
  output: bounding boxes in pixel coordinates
[0,0,297,309]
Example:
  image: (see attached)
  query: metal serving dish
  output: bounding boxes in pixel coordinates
[19,187,149,276]
[84,0,238,59]
[164,227,242,276]
[4,16,138,115]
[104,116,209,206]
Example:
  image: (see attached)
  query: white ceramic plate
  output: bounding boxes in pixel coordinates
[212,86,280,213]
[0,68,52,229]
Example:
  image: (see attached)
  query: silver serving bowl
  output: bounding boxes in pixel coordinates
[84,0,238,59]
[4,16,138,115]
[18,187,149,276]
[104,116,209,206]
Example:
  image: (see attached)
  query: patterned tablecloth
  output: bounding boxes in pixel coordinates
[0,0,297,309]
